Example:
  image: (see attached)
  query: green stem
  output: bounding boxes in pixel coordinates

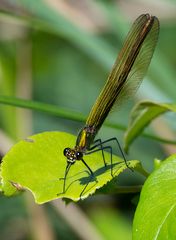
[134,163,150,178]
[0,95,175,146]
[0,95,86,122]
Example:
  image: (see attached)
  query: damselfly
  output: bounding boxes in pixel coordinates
[62,14,159,193]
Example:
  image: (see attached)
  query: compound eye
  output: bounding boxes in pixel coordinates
[76,151,83,160]
[63,148,70,156]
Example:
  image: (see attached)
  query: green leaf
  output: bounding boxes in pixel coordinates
[0,131,139,204]
[133,154,176,240]
[124,101,176,152]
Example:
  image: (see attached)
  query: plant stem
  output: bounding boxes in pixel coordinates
[0,95,175,145]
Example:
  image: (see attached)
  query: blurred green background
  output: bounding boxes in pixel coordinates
[0,0,176,239]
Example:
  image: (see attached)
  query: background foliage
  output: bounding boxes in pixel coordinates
[0,0,176,239]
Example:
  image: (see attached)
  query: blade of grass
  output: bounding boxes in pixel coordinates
[0,95,175,146]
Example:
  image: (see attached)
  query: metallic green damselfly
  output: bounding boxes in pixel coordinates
[62,14,159,194]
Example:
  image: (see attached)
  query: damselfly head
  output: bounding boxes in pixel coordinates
[63,147,83,164]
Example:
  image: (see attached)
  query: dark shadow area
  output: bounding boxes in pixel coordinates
[57,161,125,196]
[79,161,122,185]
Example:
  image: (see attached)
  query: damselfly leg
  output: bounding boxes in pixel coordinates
[86,137,129,176]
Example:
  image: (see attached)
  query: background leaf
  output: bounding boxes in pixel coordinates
[133,154,176,240]
[124,101,176,152]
